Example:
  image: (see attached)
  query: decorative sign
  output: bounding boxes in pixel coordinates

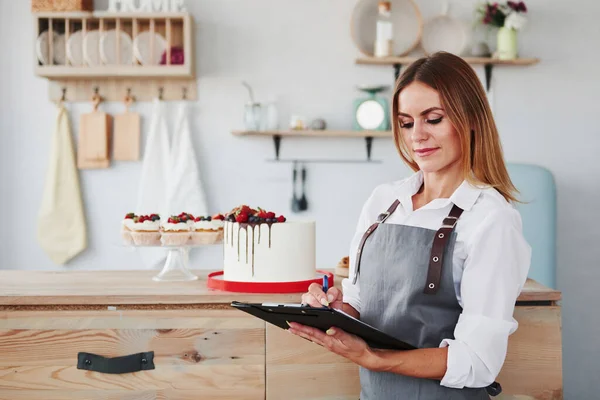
[108,0,187,12]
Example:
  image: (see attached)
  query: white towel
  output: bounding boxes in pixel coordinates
[37,106,87,264]
[136,99,171,267]
[166,102,208,216]
[136,99,171,216]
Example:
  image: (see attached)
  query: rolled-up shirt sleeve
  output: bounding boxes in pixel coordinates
[439,207,532,389]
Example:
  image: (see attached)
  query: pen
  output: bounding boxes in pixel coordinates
[322,274,329,294]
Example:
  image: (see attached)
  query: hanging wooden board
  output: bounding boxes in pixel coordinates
[78,95,111,169]
[113,96,140,161]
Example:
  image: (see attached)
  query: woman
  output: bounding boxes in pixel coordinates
[288,51,531,400]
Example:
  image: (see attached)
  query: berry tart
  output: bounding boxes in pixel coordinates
[160,214,192,246]
[121,212,136,245]
[130,214,161,246]
[191,213,225,245]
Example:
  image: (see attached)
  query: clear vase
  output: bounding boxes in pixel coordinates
[496,26,518,60]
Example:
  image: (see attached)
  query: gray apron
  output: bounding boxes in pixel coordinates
[354,200,494,400]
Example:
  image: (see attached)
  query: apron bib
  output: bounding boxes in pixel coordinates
[355,200,491,400]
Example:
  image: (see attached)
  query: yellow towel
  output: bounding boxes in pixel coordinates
[37,106,87,264]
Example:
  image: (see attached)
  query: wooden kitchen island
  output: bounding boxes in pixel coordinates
[0,270,562,399]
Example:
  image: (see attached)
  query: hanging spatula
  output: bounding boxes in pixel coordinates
[298,164,308,211]
[291,162,301,213]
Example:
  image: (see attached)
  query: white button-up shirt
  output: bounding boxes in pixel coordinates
[342,170,532,389]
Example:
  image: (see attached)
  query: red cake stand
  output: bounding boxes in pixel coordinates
[207,270,334,294]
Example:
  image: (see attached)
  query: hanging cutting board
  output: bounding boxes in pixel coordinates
[113,95,140,161]
[78,95,111,169]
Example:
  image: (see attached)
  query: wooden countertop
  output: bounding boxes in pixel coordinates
[0,270,560,307]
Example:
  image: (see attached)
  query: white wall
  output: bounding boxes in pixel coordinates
[1,1,598,398]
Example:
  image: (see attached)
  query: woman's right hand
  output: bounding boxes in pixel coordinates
[301,283,344,309]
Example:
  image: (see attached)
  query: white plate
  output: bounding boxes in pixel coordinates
[66,30,84,66]
[100,30,134,65]
[351,0,423,57]
[133,31,167,65]
[83,30,102,66]
[53,34,66,65]
[421,15,467,56]
[36,31,66,65]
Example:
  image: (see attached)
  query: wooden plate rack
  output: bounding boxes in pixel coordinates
[33,11,197,102]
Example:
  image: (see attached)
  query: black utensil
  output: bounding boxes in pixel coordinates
[291,162,301,213]
[299,164,308,211]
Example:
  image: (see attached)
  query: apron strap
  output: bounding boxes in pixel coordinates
[352,200,401,285]
[423,204,464,294]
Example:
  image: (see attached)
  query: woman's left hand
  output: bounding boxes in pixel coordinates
[287,322,377,369]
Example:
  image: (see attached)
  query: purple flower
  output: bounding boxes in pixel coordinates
[160,47,185,65]
[507,0,527,12]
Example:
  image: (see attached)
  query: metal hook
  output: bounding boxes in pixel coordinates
[182,87,187,100]
[124,88,134,108]
[158,87,164,100]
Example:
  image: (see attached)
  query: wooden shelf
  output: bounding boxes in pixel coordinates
[356,56,540,66]
[356,56,540,92]
[33,11,191,19]
[232,130,392,162]
[33,11,195,101]
[36,65,193,78]
[232,130,393,138]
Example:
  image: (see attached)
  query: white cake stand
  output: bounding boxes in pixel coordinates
[122,233,223,282]
[152,246,198,282]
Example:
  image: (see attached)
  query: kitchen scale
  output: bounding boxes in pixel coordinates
[353,85,391,131]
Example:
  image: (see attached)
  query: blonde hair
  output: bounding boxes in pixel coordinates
[392,51,519,203]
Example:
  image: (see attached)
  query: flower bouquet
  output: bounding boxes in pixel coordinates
[476,1,528,59]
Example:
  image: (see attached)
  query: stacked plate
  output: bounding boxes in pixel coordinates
[36,31,66,65]
[36,29,168,66]
[132,31,167,65]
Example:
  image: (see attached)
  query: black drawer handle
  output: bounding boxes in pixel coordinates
[77,351,155,374]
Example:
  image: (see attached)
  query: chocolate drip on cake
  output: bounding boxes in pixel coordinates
[268,224,272,248]
[245,226,249,264]
[230,221,276,277]
[250,225,256,276]
[237,224,242,262]
[236,223,253,270]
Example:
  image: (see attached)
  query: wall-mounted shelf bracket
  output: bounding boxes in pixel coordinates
[484,64,493,92]
[394,63,403,81]
[365,136,373,161]
[273,135,282,160]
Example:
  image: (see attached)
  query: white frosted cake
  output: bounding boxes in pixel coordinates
[222,205,316,282]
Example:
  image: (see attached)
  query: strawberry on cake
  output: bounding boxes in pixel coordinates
[223,205,315,283]
[130,214,161,246]
[191,214,225,245]
[160,214,192,246]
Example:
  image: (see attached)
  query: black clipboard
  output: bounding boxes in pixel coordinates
[230,301,416,351]
[231,301,503,397]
